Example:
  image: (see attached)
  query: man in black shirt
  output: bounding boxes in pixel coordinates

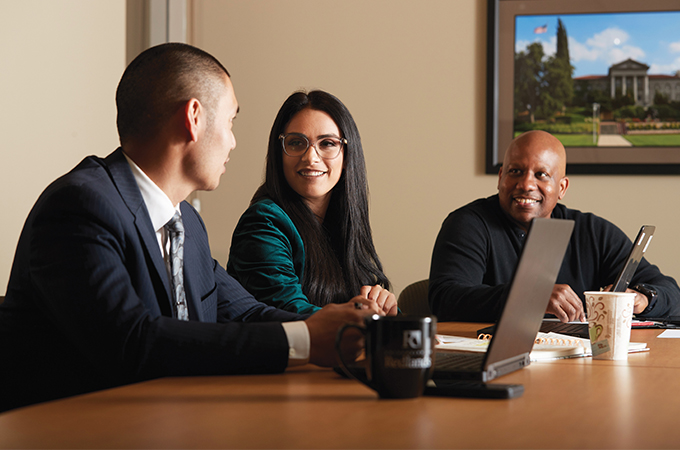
[429,130,680,322]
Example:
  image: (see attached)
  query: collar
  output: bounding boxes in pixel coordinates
[123,152,180,232]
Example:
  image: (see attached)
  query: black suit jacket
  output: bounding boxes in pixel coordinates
[0,149,302,412]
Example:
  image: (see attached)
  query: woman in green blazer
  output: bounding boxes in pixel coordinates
[227,90,396,315]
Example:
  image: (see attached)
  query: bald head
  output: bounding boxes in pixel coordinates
[503,130,567,178]
[497,130,569,231]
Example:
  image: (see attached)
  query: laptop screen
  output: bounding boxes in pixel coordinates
[484,218,575,368]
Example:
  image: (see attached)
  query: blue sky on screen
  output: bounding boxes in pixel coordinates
[515,11,680,78]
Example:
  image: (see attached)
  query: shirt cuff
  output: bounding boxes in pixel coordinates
[281,320,310,366]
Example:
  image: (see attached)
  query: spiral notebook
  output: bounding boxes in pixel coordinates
[432,218,574,382]
[436,332,587,361]
[436,332,648,361]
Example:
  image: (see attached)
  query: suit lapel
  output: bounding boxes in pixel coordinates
[104,149,173,309]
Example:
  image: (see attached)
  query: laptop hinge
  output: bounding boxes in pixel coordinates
[486,353,531,380]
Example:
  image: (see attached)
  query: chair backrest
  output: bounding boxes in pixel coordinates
[397,279,431,315]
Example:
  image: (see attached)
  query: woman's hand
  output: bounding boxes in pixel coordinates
[358,285,398,316]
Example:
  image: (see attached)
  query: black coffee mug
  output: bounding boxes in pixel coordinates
[336,314,436,399]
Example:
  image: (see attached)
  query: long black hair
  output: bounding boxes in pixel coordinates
[252,90,390,306]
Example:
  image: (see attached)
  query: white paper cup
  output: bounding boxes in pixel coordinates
[584,291,636,361]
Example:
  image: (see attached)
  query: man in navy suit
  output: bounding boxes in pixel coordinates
[0,43,385,412]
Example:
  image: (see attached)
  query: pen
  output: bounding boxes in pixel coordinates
[631,321,656,327]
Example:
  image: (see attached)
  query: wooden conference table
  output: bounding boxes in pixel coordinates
[1,323,680,449]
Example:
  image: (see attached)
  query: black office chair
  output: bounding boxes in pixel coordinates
[397,279,431,315]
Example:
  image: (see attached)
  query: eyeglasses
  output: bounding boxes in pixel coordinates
[279,133,347,160]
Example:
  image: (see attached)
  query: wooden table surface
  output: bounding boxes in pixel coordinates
[1,323,679,449]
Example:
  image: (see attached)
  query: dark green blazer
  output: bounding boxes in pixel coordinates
[228,199,320,315]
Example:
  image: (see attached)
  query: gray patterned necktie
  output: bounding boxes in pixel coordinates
[165,212,188,320]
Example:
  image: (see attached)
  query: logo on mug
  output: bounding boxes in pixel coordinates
[403,330,422,349]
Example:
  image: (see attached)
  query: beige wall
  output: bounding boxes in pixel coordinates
[0,0,125,294]
[2,0,679,298]
[191,0,680,297]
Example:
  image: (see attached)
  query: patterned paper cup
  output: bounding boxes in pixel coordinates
[584,291,636,361]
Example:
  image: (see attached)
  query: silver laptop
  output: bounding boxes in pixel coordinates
[432,218,574,382]
[538,224,655,338]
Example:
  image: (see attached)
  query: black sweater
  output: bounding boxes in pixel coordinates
[429,195,680,322]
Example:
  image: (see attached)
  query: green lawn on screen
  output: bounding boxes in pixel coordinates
[512,132,680,147]
[512,132,597,146]
[623,134,680,146]
[554,134,597,147]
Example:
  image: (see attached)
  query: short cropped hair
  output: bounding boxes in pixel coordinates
[116,43,230,145]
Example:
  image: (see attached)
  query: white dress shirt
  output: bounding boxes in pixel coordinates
[123,153,310,365]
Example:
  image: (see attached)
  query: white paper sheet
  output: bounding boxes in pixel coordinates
[657,330,680,338]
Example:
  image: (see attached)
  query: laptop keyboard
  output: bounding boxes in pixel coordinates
[434,352,485,372]
[540,322,589,338]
